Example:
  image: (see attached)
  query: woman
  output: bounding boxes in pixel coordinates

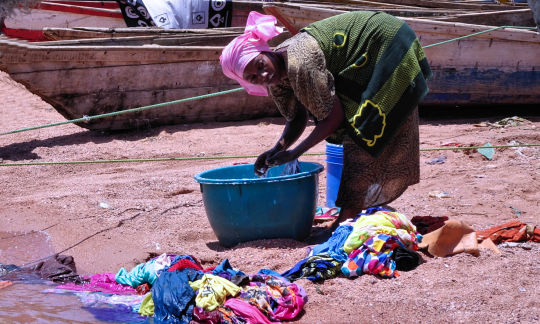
[220,11,432,237]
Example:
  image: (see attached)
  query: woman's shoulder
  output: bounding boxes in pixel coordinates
[275,32,318,52]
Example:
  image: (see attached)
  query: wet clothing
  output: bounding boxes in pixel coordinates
[151,268,203,323]
[269,11,430,210]
[2,254,82,283]
[189,274,241,312]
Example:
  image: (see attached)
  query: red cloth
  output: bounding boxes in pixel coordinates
[136,283,151,295]
[476,220,540,244]
[167,259,203,272]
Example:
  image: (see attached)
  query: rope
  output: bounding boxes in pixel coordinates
[423,25,536,48]
[0,88,243,136]
[0,25,536,136]
[0,143,538,167]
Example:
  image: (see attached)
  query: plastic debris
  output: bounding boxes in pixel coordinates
[428,191,451,199]
[508,140,528,158]
[99,201,113,209]
[509,206,522,217]
[477,143,495,160]
[498,242,533,250]
[425,155,446,165]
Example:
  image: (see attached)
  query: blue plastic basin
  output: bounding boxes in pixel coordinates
[194,162,324,247]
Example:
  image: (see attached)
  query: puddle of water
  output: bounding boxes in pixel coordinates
[0,282,100,323]
[0,231,150,323]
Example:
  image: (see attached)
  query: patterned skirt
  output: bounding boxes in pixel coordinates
[335,107,419,211]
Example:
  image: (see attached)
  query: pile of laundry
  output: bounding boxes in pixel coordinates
[41,255,307,323]
[2,208,539,323]
[282,207,423,282]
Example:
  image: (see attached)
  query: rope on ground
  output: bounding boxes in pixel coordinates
[0,25,536,137]
[0,143,538,167]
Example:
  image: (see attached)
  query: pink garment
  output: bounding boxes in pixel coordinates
[272,283,306,320]
[56,272,136,295]
[224,298,280,324]
[220,11,283,96]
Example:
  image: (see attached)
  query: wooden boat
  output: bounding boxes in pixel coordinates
[263,2,540,106]
[280,0,535,26]
[299,0,530,11]
[1,1,126,41]
[42,26,246,41]
[1,0,263,42]
[0,32,290,131]
[430,8,535,27]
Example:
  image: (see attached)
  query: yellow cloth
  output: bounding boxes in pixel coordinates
[189,274,241,311]
[138,293,154,316]
[343,210,418,254]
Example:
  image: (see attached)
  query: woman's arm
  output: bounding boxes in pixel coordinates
[274,104,309,152]
[267,97,344,165]
[254,104,309,175]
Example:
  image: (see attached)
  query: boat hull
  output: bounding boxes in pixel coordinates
[0,36,279,131]
[264,3,540,106]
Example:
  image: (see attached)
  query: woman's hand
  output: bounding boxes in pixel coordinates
[267,149,299,167]
[254,148,280,176]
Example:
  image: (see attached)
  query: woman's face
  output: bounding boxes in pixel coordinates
[243,52,284,86]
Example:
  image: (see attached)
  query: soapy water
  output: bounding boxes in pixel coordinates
[0,231,148,323]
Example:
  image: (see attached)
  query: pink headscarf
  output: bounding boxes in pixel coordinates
[220,11,283,96]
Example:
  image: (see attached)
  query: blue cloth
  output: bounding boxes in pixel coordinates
[212,259,248,286]
[310,224,353,262]
[257,268,287,280]
[152,268,202,324]
[281,159,300,175]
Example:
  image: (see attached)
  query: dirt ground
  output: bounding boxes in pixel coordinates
[0,70,539,323]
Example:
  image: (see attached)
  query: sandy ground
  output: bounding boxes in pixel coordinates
[0,70,539,323]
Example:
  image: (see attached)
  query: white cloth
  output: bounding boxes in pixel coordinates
[142,0,230,29]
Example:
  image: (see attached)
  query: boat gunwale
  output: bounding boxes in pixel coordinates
[262,3,540,43]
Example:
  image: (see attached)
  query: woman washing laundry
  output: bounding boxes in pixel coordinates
[220,11,432,240]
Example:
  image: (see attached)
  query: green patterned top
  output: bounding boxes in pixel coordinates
[270,11,431,157]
